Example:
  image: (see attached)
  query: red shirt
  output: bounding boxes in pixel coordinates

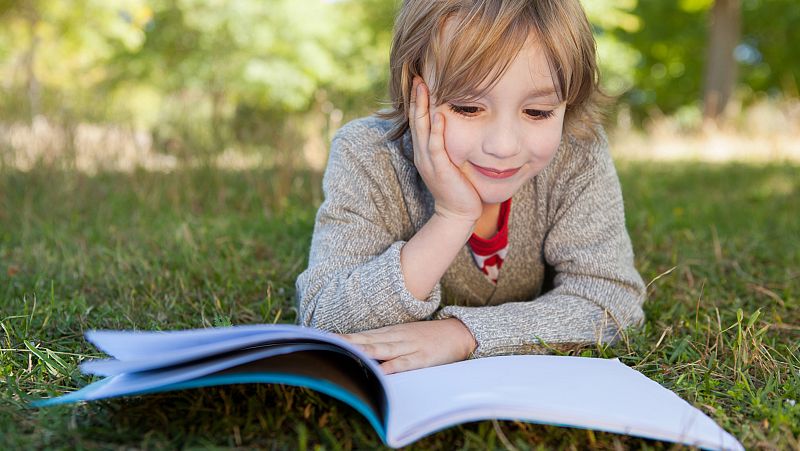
[467,198,511,284]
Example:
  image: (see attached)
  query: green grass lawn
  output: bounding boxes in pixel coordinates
[1,161,798,449]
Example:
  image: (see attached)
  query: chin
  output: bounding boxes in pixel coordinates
[476,187,515,205]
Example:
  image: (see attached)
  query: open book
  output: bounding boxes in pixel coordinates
[35,324,742,450]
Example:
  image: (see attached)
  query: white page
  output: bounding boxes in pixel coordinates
[385,355,742,451]
[85,324,303,360]
[78,343,338,400]
[79,325,389,402]
[82,331,362,376]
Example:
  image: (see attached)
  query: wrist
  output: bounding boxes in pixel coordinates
[401,212,475,301]
[463,325,477,357]
[443,318,478,358]
[431,210,477,235]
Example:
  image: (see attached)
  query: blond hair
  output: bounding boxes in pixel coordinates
[379,0,604,142]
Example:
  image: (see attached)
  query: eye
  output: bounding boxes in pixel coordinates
[524,109,556,120]
[448,104,482,117]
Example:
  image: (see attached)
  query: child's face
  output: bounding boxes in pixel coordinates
[427,35,566,205]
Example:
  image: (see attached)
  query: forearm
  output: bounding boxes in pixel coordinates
[435,269,645,358]
[437,292,643,358]
[400,213,475,301]
[297,242,442,332]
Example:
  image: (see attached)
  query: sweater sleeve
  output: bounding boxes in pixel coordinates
[434,134,645,358]
[295,131,441,333]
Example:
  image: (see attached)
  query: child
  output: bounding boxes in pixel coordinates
[295,0,646,374]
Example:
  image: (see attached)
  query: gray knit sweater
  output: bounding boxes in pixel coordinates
[295,116,645,358]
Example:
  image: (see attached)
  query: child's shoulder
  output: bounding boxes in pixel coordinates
[545,126,615,181]
[332,115,397,151]
[326,115,410,177]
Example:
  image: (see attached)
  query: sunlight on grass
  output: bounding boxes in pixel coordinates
[1,154,798,448]
[612,99,800,163]
[3,101,800,177]
[755,173,796,197]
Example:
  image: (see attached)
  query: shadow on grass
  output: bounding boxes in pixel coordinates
[36,384,678,450]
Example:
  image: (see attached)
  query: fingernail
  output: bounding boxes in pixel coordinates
[417,82,422,97]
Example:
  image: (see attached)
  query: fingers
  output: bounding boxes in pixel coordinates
[414,80,430,130]
[338,325,395,344]
[359,341,414,361]
[338,330,408,357]
[346,340,424,375]
[380,355,417,375]
[427,112,450,169]
[408,76,427,115]
[341,337,414,362]
[409,78,441,177]
[409,79,431,160]
[408,79,429,131]
[409,76,420,107]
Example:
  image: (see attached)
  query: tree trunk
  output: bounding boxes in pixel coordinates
[25,13,41,122]
[703,0,741,121]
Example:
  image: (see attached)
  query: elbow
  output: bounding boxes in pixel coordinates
[297,301,315,328]
[618,273,647,330]
[295,272,320,328]
[295,273,348,333]
[295,266,368,334]
[621,304,645,330]
[602,303,645,345]
[614,294,646,332]
[296,289,328,330]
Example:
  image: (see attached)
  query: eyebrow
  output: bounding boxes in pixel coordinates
[458,86,560,103]
[526,88,559,99]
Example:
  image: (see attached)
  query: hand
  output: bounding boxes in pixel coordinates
[338,318,478,374]
[409,77,482,224]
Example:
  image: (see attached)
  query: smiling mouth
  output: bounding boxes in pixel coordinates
[471,162,521,179]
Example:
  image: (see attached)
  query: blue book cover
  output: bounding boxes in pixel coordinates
[35,325,743,450]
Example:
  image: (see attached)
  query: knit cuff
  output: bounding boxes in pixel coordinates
[434,305,540,359]
[360,241,441,325]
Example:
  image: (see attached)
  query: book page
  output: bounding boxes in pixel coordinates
[73,343,338,399]
[81,325,385,378]
[38,343,390,438]
[384,355,742,451]
[85,324,305,360]
[83,334,350,376]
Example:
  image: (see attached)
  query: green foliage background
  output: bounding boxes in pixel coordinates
[607,0,800,121]
[0,0,797,155]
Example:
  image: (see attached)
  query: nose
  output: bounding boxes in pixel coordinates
[481,117,521,160]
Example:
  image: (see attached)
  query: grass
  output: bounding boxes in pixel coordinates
[1,159,798,449]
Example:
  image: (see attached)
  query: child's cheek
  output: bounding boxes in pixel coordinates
[441,118,477,167]
[530,118,566,165]
[536,133,561,163]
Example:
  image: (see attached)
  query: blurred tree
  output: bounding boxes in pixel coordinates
[610,0,798,123]
[0,0,42,120]
[0,0,149,121]
[0,0,396,157]
[99,0,394,154]
[1,0,797,151]
[582,0,642,99]
[704,0,741,121]
[737,0,800,98]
